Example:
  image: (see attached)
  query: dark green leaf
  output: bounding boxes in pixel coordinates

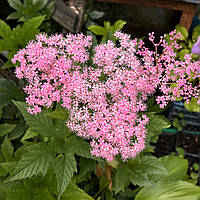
[89,10,104,20]
[55,153,77,199]
[1,136,14,162]
[0,123,16,137]
[8,143,53,181]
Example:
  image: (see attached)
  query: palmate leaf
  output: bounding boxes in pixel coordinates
[135,180,200,200]
[8,143,54,181]
[55,153,77,199]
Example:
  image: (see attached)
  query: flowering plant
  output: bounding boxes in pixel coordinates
[12,30,200,161]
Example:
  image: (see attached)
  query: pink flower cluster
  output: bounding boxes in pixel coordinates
[12,31,200,161]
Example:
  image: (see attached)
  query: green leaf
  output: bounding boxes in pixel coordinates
[21,129,38,142]
[175,25,188,41]
[20,15,45,45]
[67,136,92,159]
[6,12,22,20]
[0,78,25,108]
[110,20,126,33]
[127,156,168,186]
[88,10,104,20]
[1,136,14,162]
[7,0,22,10]
[157,156,188,181]
[55,153,77,199]
[88,25,105,35]
[184,98,200,112]
[0,123,16,137]
[62,183,94,200]
[13,101,70,137]
[77,159,96,183]
[1,60,14,69]
[178,49,190,60]
[135,180,200,200]
[192,24,200,41]
[147,113,171,135]
[0,20,11,38]
[44,109,69,120]
[45,1,55,18]
[115,155,168,193]
[8,143,53,181]
[115,163,131,193]
[34,0,48,11]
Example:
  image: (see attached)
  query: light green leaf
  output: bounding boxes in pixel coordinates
[88,25,105,35]
[146,113,171,139]
[155,156,188,181]
[184,98,200,112]
[7,0,22,10]
[110,20,126,33]
[0,123,16,137]
[8,143,53,181]
[0,20,11,38]
[44,109,69,120]
[55,153,77,199]
[192,24,200,41]
[175,25,188,41]
[1,136,14,162]
[62,183,94,200]
[135,180,200,200]
[178,49,190,60]
[21,129,38,142]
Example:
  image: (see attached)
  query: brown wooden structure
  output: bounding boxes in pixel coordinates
[95,0,199,30]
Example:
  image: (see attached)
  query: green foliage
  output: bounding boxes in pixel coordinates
[7,0,55,22]
[1,136,14,162]
[8,143,54,181]
[88,20,126,43]
[55,153,77,199]
[115,155,168,193]
[44,108,70,120]
[146,112,170,144]
[175,25,188,40]
[184,97,200,112]
[0,123,16,137]
[13,101,70,137]
[0,16,45,69]
[0,78,25,108]
[135,180,200,200]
